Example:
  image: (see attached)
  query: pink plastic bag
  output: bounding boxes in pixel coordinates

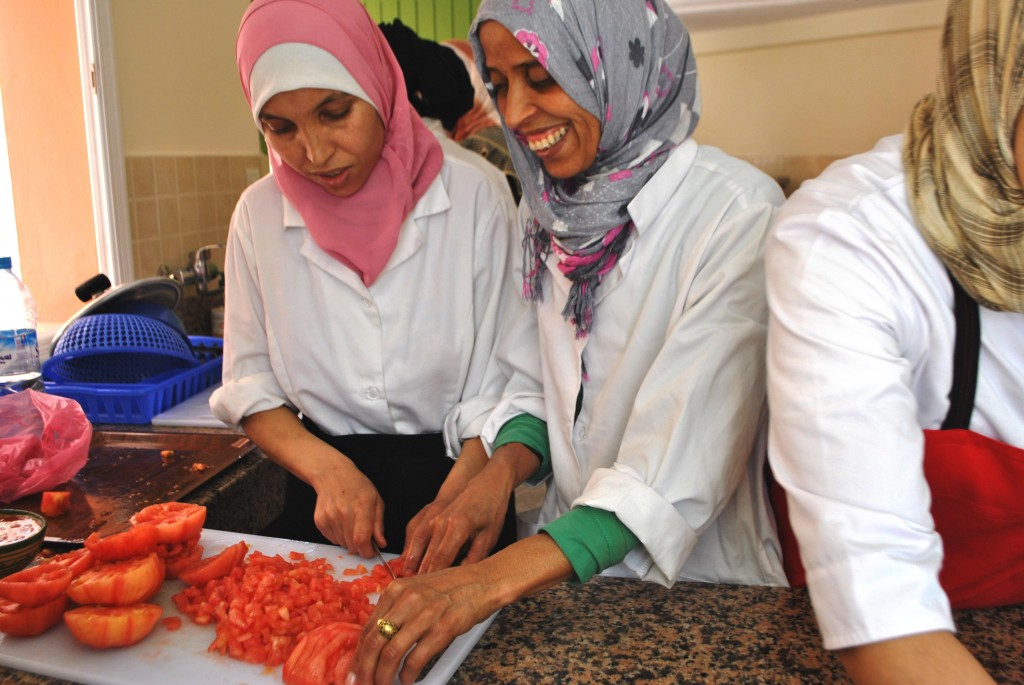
[0,390,92,503]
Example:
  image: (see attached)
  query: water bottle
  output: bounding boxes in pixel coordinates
[0,256,41,394]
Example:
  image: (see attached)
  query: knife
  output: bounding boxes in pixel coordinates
[371,540,397,580]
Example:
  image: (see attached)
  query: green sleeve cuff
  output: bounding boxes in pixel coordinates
[493,413,551,484]
[542,506,640,584]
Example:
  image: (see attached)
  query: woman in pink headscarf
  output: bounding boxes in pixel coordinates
[211,0,522,560]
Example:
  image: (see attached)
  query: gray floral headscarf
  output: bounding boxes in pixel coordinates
[470,0,699,336]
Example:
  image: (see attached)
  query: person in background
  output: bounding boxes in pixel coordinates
[380,18,522,203]
[379,18,519,204]
[349,1,786,682]
[766,0,1024,682]
[211,0,521,559]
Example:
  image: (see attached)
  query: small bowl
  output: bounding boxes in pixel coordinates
[0,509,47,578]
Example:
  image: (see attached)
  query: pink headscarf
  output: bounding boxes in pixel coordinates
[237,0,443,286]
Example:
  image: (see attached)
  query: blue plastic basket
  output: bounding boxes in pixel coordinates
[43,313,198,384]
[43,336,223,424]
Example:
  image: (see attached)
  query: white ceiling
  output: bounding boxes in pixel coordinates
[668,0,926,30]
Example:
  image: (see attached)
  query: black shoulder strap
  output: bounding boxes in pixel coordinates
[941,271,981,430]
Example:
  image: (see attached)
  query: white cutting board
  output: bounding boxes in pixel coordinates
[0,529,497,685]
[151,385,229,428]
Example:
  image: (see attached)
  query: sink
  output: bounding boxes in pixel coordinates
[175,292,224,337]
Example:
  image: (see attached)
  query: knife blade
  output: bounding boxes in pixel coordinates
[372,540,397,580]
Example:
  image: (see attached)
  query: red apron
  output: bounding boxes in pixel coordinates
[772,274,1024,609]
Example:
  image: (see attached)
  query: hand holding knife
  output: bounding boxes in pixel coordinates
[372,540,397,580]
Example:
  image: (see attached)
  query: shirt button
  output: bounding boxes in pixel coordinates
[576,427,586,440]
[365,387,380,400]
[362,298,374,309]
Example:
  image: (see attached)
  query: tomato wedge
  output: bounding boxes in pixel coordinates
[65,604,163,648]
[39,548,95,578]
[40,491,71,517]
[67,552,165,606]
[0,564,73,607]
[178,541,248,587]
[282,621,361,685]
[0,595,67,637]
[85,523,159,562]
[130,502,206,545]
[164,544,204,580]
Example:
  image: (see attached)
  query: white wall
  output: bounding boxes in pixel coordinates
[112,0,255,156]
[689,0,946,157]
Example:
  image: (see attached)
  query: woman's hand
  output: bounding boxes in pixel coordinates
[308,456,386,558]
[241,407,386,557]
[348,535,572,685]
[402,442,539,574]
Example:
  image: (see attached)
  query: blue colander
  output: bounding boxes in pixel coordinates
[42,313,199,384]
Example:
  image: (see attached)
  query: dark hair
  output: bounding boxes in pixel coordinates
[378,19,475,132]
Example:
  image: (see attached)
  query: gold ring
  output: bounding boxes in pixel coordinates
[376,618,399,640]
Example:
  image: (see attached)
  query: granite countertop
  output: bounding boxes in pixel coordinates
[3,425,1020,683]
[2,575,1021,684]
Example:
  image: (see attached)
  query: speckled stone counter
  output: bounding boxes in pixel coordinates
[3,577,1021,684]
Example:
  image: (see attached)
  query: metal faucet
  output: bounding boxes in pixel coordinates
[167,243,225,293]
[192,244,225,293]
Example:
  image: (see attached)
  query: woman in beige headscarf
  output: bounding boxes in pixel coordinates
[766,0,1024,683]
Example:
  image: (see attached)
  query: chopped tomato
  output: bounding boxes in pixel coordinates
[39,548,95,578]
[64,604,163,648]
[0,595,67,637]
[282,621,361,685]
[84,523,159,562]
[172,551,377,668]
[67,552,165,606]
[130,502,206,545]
[178,541,248,587]
[0,564,73,607]
[162,615,183,631]
[164,544,204,580]
[40,491,71,517]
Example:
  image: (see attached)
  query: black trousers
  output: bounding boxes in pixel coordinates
[262,419,518,556]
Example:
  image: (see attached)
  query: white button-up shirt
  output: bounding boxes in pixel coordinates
[481,140,788,587]
[766,134,1024,650]
[211,155,521,449]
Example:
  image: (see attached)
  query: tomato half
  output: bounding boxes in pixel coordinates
[85,523,159,562]
[40,491,71,517]
[282,621,361,685]
[0,564,73,607]
[39,548,95,578]
[0,595,67,637]
[67,552,165,606]
[65,604,163,648]
[130,502,206,545]
[178,541,248,587]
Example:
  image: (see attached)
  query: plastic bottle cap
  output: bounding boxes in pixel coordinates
[0,257,10,269]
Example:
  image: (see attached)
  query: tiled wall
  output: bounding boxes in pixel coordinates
[126,155,268,279]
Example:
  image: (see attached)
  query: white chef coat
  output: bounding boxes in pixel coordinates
[766,134,1024,650]
[211,153,520,452]
[480,139,788,588]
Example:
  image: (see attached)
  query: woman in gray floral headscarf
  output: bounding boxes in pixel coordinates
[349,1,786,682]
[477,0,699,335]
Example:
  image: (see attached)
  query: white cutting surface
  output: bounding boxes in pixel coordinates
[0,529,496,685]
[151,385,229,428]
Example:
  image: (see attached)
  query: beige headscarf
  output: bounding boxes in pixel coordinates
[904,0,1024,312]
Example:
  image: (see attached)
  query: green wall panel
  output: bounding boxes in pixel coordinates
[362,0,481,41]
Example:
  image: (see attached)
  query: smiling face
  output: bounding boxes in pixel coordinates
[259,88,385,198]
[478,21,600,180]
